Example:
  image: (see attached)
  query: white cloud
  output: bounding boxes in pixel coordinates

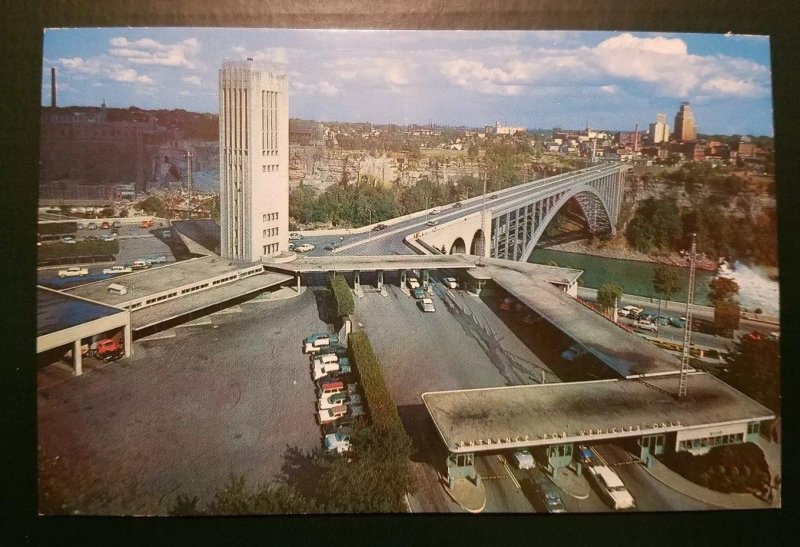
[182,75,202,86]
[112,68,154,84]
[599,85,618,94]
[59,56,102,74]
[334,57,411,87]
[701,77,765,97]
[109,36,200,68]
[293,80,340,96]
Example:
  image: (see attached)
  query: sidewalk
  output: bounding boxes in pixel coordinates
[549,466,590,500]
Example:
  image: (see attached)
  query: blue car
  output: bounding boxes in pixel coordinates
[413,287,426,299]
[669,316,687,328]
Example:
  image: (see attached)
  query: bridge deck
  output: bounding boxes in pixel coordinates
[468,257,682,378]
[264,253,477,274]
[422,373,774,454]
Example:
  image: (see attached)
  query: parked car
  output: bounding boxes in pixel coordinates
[618,305,643,318]
[522,313,539,325]
[317,380,346,398]
[303,332,340,354]
[76,222,85,230]
[639,312,656,322]
[288,232,303,241]
[100,221,111,229]
[132,260,151,270]
[499,297,515,311]
[324,427,353,454]
[318,392,350,411]
[489,194,498,200]
[418,298,436,312]
[426,219,439,227]
[521,478,567,514]
[294,243,315,253]
[656,315,671,326]
[406,276,420,290]
[102,265,133,274]
[318,404,349,425]
[632,320,658,333]
[586,465,636,510]
[99,234,116,241]
[371,224,387,231]
[561,344,587,361]
[429,209,440,215]
[112,220,122,228]
[511,449,535,470]
[669,316,687,328]
[412,286,426,299]
[60,236,76,244]
[452,202,463,209]
[442,277,458,289]
[288,243,295,251]
[57,266,89,278]
[87,222,97,230]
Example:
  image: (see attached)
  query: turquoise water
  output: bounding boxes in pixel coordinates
[528,248,715,306]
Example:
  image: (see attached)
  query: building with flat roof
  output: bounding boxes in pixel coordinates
[219,60,289,262]
[648,113,670,144]
[673,101,697,142]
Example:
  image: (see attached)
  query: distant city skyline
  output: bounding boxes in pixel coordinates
[42,28,774,136]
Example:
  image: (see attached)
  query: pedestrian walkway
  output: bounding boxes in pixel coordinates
[549,465,590,500]
[439,474,486,513]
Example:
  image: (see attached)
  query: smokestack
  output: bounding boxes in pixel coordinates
[51,67,57,108]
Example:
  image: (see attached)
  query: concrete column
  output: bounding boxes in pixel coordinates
[123,317,132,358]
[377,271,383,290]
[73,339,83,376]
[296,274,301,292]
[354,271,360,289]
[400,270,406,288]
[421,269,429,288]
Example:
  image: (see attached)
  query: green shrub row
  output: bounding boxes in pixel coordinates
[38,239,119,261]
[328,273,355,317]
[348,331,405,434]
[661,442,770,494]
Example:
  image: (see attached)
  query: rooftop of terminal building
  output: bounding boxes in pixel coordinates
[37,286,126,337]
[64,255,259,306]
[422,372,774,454]
[265,253,478,273]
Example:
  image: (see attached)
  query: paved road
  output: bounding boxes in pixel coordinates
[594,443,714,511]
[38,288,330,515]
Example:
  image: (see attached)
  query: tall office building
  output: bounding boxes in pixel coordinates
[673,102,697,142]
[648,113,670,144]
[219,59,289,262]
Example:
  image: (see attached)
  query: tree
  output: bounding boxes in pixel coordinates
[138,196,166,217]
[652,265,681,309]
[597,283,623,312]
[708,277,740,307]
[714,301,741,333]
[722,336,780,414]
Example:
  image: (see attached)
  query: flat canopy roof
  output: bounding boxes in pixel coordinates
[265,254,477,274]
[37,286,125,337]
[422,373,774,454]
[466,256,583,287]
[64,255,255,305]
[472,260,681,378]
[131,271,291,330]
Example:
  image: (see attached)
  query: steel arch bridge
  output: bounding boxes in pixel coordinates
[488,163,628,262]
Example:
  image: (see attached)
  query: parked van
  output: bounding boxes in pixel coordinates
[107,283,128,296]
[317,381,345,398]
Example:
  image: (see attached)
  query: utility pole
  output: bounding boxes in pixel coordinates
[478,174,488,264]
[678,233,697,398]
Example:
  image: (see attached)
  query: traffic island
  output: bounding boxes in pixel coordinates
[549,466,590,500]
[439,474,486,513]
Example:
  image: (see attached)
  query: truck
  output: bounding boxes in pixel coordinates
[303,332,340,354]
[93,333,124,361]
[57,266,89,278]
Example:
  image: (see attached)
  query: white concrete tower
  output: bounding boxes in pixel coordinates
[219,59,289,262]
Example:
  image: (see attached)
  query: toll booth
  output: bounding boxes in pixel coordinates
[537,442,574,475]
[638,434,666,467]
[446,452,480,489]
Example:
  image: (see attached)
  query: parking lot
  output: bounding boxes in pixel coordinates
[38,289,330,515]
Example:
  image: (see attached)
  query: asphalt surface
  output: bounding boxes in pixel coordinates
[38,288,330,515]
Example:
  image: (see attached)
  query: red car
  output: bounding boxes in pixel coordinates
[499,297,515,311]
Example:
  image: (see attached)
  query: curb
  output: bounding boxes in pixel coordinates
[642,463,763,510]
[438,473,486,514]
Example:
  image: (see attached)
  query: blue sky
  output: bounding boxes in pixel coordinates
[42,28,773,136]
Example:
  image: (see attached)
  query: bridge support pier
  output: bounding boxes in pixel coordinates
[399,270,406,288]
[377,270,384,291]
[72,339,83,376]
[421,269,429,289]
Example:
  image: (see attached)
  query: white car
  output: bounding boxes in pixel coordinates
[511,449,535,470]
[318,404,349,425]
[442,277,458,289]
[289,232,303,241]
[418,298,436,313]
[294,243,315,253]
[102,265,133,274]
[406,277,420,290]
[426,219,439,227]
[429,209,440,215]
[57,266,89,278]
[586,465,636,510]
[632,320,657,333]
[618,305,643,318]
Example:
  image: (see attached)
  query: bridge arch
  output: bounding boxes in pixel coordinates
[518,185,612,261]
[470,230,484,255]
[449,237,466,254]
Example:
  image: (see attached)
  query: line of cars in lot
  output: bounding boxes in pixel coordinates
[302,332,367,455]
[56,255,168,278]
[406,274,437,312]
[619,305,686,333]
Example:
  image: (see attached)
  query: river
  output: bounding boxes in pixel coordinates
[529,249,780,315]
